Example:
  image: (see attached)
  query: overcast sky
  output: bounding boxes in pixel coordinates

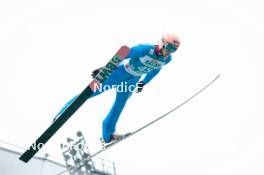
[0,0,263,174]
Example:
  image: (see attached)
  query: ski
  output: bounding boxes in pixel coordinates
[19,46,130,163]
[57,74,220,175]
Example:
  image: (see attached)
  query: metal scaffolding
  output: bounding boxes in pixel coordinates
[60,131,116,175]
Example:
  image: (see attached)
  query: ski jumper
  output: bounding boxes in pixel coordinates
[55,44,172,142]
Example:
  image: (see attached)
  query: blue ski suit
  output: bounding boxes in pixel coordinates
[56,44,172,142]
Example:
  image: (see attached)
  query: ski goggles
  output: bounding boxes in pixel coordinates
[164,43,178,53]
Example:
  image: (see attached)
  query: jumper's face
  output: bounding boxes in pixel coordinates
[161,43,179,58]
[164,43,178,53]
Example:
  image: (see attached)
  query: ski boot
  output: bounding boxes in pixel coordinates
[100,133,131,149]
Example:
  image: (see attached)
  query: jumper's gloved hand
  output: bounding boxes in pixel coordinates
[91,67,103,78]
[136,81,145,93]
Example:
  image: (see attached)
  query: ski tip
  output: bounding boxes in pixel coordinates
[117,45,130,58]
[215,74,221,80]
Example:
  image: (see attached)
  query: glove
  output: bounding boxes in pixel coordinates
[91,67,102,78]
[136,81,145,93]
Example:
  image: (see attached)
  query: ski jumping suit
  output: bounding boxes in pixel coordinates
[56,44,172,142]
